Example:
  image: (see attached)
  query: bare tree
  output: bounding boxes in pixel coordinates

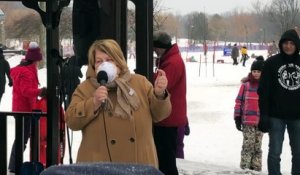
[59,7,72,39]
[127,7,136,41]
[5,10,41,40]
[183,12,207,43]
[163,13,182,40]
[153,0,168,31]
[208,14,227,41]
[267,0,300,34]
[225,9,257,43]
[251,0,266,15]
[128,0,172,37]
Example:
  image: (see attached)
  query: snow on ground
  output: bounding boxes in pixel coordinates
[1,50,291,175]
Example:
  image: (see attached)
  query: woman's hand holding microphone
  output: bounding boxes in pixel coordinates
[93,86,108,111]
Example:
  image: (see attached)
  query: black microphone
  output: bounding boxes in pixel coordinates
[97,71,108,108]
[97,70,108,85]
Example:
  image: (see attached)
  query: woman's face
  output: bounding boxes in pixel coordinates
[94,49,120,74]
[251,70,261,80]
[153,47,165,58]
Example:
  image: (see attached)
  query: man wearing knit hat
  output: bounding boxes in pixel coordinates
[8,41,46,173]
[153,31,187,175]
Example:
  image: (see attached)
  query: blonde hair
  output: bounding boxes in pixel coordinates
[88,39,129,74]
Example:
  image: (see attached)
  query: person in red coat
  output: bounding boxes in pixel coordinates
[8,42,46,173]
[153,31,187,175]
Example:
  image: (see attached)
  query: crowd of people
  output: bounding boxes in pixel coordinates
[231,44,250,66]
[1,29,299,175]
[231,41,279,68]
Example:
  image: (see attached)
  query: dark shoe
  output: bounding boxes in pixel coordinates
[250,166,261,172]
[9,170,15,175]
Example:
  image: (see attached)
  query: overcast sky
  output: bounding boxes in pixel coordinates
[161,0,272,15]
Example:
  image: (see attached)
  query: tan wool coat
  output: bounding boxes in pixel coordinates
[65,70,171,168]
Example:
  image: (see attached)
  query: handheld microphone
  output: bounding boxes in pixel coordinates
[97,71,108,107]
[97,70,108,85]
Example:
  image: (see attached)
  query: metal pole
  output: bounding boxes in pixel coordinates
[198,54,201,77]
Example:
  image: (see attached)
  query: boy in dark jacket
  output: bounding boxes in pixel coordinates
[258,29,300,175]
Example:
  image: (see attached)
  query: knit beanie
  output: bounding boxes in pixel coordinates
[251,60,264,71]
[153,31,172,49]
[25,42,42,62]
[255,56,264,61]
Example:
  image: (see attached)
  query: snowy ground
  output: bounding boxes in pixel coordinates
[1,50,291,175]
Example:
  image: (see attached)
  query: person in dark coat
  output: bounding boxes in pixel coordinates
[62,55,83,107]
[153,31,187,175]
[0,48,12,104]
[258,29,300,175]
[231,43,239,65]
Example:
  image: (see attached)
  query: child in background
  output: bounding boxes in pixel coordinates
[234,56,264,172]
[240,46,249,66]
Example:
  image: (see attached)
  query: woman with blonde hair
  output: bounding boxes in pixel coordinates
[65,39,171,168]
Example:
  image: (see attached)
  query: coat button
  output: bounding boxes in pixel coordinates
[111,140,116,144]
[129,137,135,142]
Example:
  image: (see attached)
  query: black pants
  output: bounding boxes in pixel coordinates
[242,54,248,66]
[9,117,31,172]
[232,57,238,65]
[153,126,178,175]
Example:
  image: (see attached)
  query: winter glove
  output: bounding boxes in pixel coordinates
[39,87,47,98]
[235,118,242,131]
[8,81,13,87]
[258,115,270,133]
[184,124,190,136]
